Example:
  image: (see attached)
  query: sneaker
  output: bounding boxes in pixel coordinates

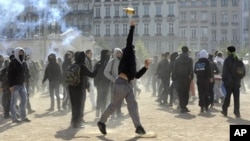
[12,119,21,123]
[221,111,227,117]
[135,126,146,135]
[200,107,204,113]
[97,121,107,135]
[181,107,190,113]
[234,113,241,118]
[21,118,31,122]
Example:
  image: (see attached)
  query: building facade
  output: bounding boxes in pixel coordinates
[0,0,245,59]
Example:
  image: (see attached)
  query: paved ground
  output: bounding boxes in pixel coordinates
[0,88,250,141]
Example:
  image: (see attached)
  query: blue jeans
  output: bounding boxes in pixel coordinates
[10,84,27,120]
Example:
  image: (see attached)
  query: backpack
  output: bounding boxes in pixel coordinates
[65,63,81,86]
[232,59,245,80]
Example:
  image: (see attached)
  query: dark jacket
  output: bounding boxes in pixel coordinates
[118,25,147,81]
[94,49,110,87]
[8,48,30,87]
[43,54,62,83]
[222,54,241,87]
[173,53,193,80]
[169,52,178,80]
[194,58,212,79]
[73,51,98,88]
[156,59,170,80]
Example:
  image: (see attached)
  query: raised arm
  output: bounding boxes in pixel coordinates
[126,20,136,48]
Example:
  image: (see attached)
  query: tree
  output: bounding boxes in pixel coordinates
[135,39,149,65]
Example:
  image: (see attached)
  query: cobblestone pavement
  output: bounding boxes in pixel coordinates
[0,90,250,141]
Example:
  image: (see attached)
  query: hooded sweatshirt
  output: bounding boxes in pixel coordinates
[43,53,62,83]
[8,47,30,87]
[73,51,98,88]
[94,49,111,87]
[118,25,147,81]
[194,50,212,79]
[104,48,122,82]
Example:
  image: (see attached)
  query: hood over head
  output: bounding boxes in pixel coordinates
[100,49,110,62]
[170,52,179,61]
[198,50,209,59]
[113,48,123,60]
[48,53,57,63]
[75,51,85,64]
[14,47,25,64]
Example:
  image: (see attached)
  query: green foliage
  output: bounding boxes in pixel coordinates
[96,38,109,49]
[135,39,149,64]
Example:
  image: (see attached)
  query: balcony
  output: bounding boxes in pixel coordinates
[211,22,217,26]
[104,16,111,19]
[220,22,229,26]
[231,22,239,26]
[200,37,209,42]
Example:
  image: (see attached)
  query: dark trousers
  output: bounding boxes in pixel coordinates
[96,85,109,113]
[159,79,170,104]
[197,79,210,108]
[208,81,215,105]
[49,81,60,110]
[169,81,177,105]
[69,86,84,124]
[176,79,191,109]
[2,89,11,117]
[222,84,240,115]
[80,89,86,120]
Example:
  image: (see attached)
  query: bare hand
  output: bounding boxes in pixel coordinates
[9,87,14,94]
[144,59,151,69]
[130,20,136,26]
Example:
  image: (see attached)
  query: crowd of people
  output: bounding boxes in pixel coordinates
[0,20,248,136]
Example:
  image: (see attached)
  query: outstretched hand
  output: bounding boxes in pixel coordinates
[144,59,151,69]
[130,20,136,26]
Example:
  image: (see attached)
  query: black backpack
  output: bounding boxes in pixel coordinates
[65,63,81,86]
[232,59,245,80]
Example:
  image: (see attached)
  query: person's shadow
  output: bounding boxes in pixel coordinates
[226,117,250,125]
[54,126,90,140]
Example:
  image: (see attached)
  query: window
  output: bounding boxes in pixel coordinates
[180,28,186,38]
[156,4,161,16]
[123,24,127,35]
[201,12,207,21]
[169,23,174,34]
[221,11,228,23]
[201,28,208,38]
[180,12,186,22]
[221,30,227,41]
[211,0,217,6]
[134,6,139,16]
[156,42,161,54]
[180,1,186,7]
[144,23,149,35]
[156,23,161,35]
[95,7,100,18]
[105,24,110,36]
[144,5,149,16]
[191,1,196,6]
[232,13,238,23]
[114,6,119,17]
[243,0,248,11]
[232,0,238,6]
[191,28,197,38]
[95,24,100,36]
[211,30,217,41]
[232,30,239,41]
[221,0,228,6]
[212,12,217,24]
[168,4,174,16]
[73,3,78,11]
[191,12,197,22]
[201,0,207,6]
[115,24,119,35]
[105,7,110,17]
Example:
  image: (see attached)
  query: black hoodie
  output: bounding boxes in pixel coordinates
[73,51,98,88]
[118,26,147,81]
[43,54,62,83]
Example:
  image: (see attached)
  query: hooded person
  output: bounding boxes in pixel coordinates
[194,49,212,112]
[8,47,31,123]
[42,53,62,112]
[61,51,74,110]
[94,49,111,118]
[68,51,98,128]
[104,48,123,118]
